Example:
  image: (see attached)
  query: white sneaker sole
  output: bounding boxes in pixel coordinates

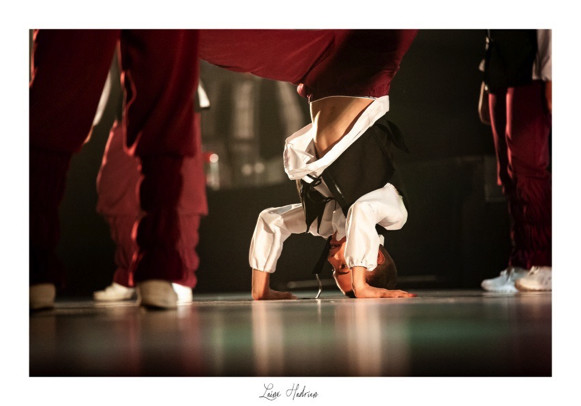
[172,284,193,303]
[480,282,518,293]
[515,281,552,292]
[93,290,136,302]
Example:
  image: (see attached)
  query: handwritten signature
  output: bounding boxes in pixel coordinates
[259,383,318,401]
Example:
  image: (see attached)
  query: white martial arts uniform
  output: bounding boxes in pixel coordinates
[249,96,408,273]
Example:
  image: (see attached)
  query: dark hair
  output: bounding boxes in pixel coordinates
[343,245,398,298]
[366,245,397,289]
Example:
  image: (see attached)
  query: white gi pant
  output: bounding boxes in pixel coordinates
[249,182,407,273]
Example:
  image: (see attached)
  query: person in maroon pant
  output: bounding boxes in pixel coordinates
[93,117,208,304]
[479,30,552,292]
[30,30,200,309]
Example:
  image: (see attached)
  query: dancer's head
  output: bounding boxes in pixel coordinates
[327,235,397,297]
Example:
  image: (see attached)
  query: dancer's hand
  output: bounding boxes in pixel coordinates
[353,284,416,299]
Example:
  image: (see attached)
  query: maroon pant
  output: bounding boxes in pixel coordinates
[199,29,417,101]
[489,80,552,269]
[96,118,207,288]
[30,29,199,286]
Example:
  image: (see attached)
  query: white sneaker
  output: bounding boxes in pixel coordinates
[30,283,56,310]
[515,266,552,291]
[93,282,136,302]
[481,267,529,293]
[172,283,193,303]
[138,280,178,309]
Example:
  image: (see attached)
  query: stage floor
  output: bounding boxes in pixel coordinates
[29,289,551,377]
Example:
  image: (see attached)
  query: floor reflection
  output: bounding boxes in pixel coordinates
[334,301,411,375]
[29,291,551,376]
[252,301,286,375]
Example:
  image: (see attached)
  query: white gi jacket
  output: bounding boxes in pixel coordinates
[249,96,408,273]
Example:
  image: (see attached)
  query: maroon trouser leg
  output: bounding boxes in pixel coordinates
[96,119,207,289]
[199,29,417,101]
[30,29,199,286]
[119,31,199,284]
[30,30,119,286]
[489,80,552,269]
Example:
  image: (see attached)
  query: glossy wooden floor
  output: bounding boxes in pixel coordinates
[29,289,551,377]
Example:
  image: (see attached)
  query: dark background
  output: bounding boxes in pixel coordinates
[54,29,513,296]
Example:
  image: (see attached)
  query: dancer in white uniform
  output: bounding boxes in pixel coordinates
[249,96,415,300]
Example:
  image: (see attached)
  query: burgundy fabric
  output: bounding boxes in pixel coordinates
[199,30,335,91]
[199,29,417,101]
[173,214,202,288]
[114,30,200,286]
[30,30,200,286]
[30,30,119,153]
[301,30,417,101]
[133,155,184,282]
[96,122,142,216]
[96,119,208,217]
[489,81,552,269]
[97,120,207,287]
[104,214,138,287]
[120,30,199,157]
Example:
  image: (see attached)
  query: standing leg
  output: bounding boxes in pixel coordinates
[94,121,140,300]
[95,113,207,302]
[174,111,208,290]
[481,87,529,293]
[504,81,551,269]
[119,30,200,308]
[482,81,551,293]
[29,29,119,309]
